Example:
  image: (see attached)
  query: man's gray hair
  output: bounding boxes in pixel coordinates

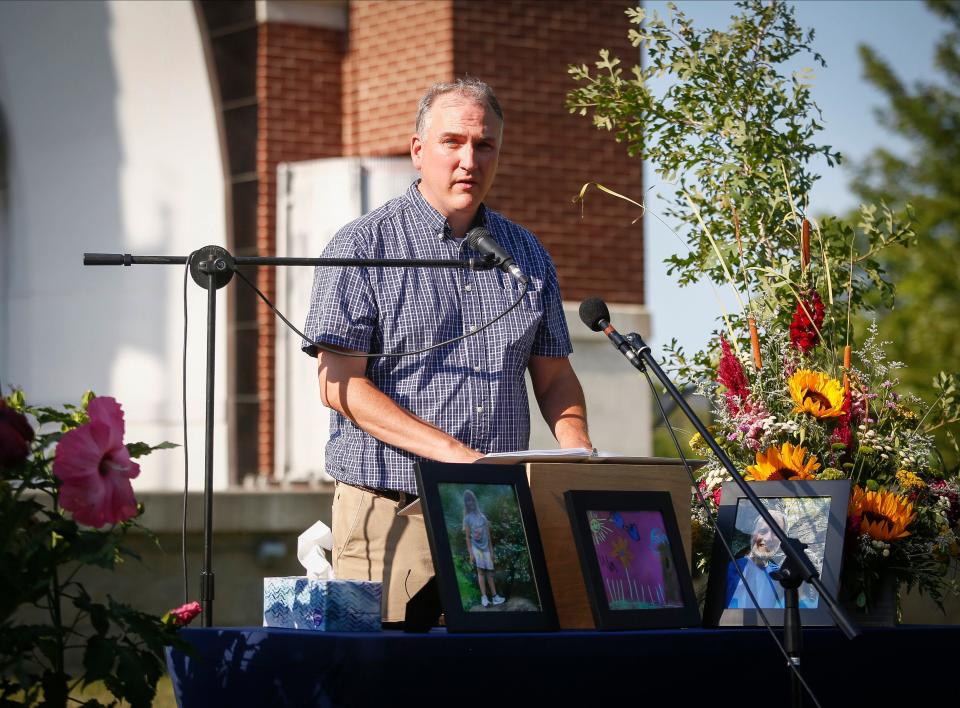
[415,77,504,137]
[753,510,787,534]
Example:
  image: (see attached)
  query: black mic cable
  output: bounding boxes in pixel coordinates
[232,267,527,360]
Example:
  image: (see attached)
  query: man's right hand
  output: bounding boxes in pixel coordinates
[454,447,486,464]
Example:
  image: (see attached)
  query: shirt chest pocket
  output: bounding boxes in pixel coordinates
[493,269,542,315]
[522,285,543,316]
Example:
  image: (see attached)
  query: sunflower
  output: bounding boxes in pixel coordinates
[849,485,916,541]
[745,442,821,481]
[788,369,845,418]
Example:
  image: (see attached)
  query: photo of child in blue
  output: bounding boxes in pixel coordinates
[462,489,505,608]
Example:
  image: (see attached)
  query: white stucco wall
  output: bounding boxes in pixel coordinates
[0,0,227,490]
[274,157,419,483]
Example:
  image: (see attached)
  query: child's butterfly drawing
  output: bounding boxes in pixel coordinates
[611,511,642,542]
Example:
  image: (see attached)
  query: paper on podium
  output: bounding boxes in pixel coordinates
[479,447,621,464]
[479,448,683,466]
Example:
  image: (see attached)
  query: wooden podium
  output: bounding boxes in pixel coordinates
[523,458,699,629]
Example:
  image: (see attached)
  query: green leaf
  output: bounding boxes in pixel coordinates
[6,389,26,409]
[125,440,178,459]
[72,530,123,569]
[73,591,111,636]
[114,645,157,708]
[83,635,116,683]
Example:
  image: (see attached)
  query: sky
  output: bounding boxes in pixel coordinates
[639,0,946,356]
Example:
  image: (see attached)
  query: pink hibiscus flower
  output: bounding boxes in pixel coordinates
[166,601,202,627]
[53,397,140,528]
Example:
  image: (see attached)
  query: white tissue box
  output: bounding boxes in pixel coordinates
[263,577,382,632]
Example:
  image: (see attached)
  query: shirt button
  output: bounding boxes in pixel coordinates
[467,325,475,332]
[465,284,472,291]
[474,365,481,372]
[476,405,484,413]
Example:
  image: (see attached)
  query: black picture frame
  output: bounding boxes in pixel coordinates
[703,479,851,627]
[564,490,700,630]
[414,462,559,633]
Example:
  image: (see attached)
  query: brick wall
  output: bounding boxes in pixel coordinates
[256,21,344,476]
[451,0,644,304]
[343,0,454,155]
[341,0,643,303]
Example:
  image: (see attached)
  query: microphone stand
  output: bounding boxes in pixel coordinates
[83,245,498,626]
[614,330,860,707]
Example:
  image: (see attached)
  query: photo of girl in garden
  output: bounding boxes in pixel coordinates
[438,482,541,612]
[462,489,505,608]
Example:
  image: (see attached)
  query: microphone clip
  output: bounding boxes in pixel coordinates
[625,332,651,359]
[470,253,500,272]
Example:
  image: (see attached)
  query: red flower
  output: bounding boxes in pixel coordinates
[0,400,35,470]
[830,389,853,448]
[166,601,202,627]
[717,336,750,415]
[790,290,825,354]
[697,480,723,508]
[52,397,140,528]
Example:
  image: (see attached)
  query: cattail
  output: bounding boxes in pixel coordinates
[801,219,811,271]
[748,317,762,370]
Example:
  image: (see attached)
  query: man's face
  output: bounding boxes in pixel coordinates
[750,519,782,563]
[410,95,501,225]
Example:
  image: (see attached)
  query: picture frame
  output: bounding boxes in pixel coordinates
[564,490,700,630]
[703,479,851,627]
[414,462,559,633]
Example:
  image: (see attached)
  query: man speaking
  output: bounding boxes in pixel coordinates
[302,78,591,622]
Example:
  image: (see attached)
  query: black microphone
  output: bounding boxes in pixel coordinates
[578,297,643,370]
[466,227,528,285]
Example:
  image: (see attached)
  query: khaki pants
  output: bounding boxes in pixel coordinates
[332,481,435,623]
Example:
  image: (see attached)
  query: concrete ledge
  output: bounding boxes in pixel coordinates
[256,0,347,29]
[137,488,334,533]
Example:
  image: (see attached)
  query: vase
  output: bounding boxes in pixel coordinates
[843,573,899,628]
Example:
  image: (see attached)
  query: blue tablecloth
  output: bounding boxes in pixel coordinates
[167,625,957,707]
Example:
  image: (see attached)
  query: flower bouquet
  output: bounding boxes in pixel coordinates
[0,390,194,707]
[566,0,960,618]
[689,233,960,614]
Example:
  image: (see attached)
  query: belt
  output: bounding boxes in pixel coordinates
[346,482,418,506]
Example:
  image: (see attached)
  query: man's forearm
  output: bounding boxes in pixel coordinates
[529,355,592,449]
[321,365,482,464]
[540,382,591,449]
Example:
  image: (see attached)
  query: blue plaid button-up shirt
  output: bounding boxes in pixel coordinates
[302,181,572,494]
